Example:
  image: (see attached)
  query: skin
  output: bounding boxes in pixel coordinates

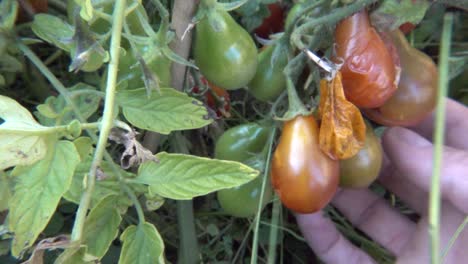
[296,99,468,263]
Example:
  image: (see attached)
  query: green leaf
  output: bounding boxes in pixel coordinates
[0,53,23,73]
[8,140,80,257]
[161,47,198,69]
[55,246,98,264]
[0,0,18,31]
[116,88,212,134]
[35,83,101,126]
[118,223,165,264]
[63,159,130,209]
[75,0,94,21]
[371,0,430,30]
[0,95,49,170]
[0,171,11,211]
[218,0,249,11]
[73,137,93,160]
[31,14,75,51]
[83,195,122,259]
[134,152,259,200]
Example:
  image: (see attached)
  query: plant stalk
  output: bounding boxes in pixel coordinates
[429,12,452,264]
[71,0,127,242]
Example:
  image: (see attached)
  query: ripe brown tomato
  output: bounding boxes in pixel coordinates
[339,123,383,188]
[271,115,339,214]
[363,30,437,126]
[334,10,398,108]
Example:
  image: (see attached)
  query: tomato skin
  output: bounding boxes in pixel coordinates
[271,115,339,214]
[248,45,287,102]
[364,30,437,127]
[254,3,285,38]
[215,123,270,162]
[339,124,382,188]
[118,45,172,89]
[17,0,48,23]
[215,123,272,217]
[335,10,398,108]
[194,9,258,90]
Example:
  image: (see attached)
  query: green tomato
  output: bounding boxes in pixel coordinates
[214,122,270,162]
[248,45,287,102]
[118,44,172,89]
[339,124,383,188]
[217,169,272,218]
[194,8,258,90]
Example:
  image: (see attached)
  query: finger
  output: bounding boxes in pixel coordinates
[383,127,468,213]
[410,98,468,151]
[296,211,377,264]
[378,153,428,215]
[332,189,415,255]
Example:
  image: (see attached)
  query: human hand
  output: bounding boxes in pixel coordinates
[296,98,468,264]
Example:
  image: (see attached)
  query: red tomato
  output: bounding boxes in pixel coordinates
[334,10,398,108]
[254,3,285,38]
[17,0,48,23]
[399,22,416,34]
[271,115,339,214]
[192,77,231,118]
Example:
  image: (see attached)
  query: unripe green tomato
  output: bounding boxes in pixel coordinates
[339,124,383,188]
[214,123,270,162]
[247,45,287,102]
[217,171,272,218]
[194,8,258,90]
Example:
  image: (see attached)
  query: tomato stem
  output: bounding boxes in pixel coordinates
[429,12,452,264]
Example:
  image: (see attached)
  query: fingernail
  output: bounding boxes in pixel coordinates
[391,127,432,147]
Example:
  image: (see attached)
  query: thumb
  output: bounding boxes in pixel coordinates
[382,127,468,214]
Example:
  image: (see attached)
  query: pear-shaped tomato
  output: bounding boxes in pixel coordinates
[339,124,382,188]
[248,45,288,102]
[194,8,258,90]
[364,30,437,126]
[334,10,398,108]
[271,115,339,214]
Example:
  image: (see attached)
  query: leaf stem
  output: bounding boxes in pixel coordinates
[267,198,281,263]
[122,184,145,224]
[429,12,452,264]
[71,0,127,242]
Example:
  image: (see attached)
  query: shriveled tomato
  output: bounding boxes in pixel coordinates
[254,3,285,38]
[334,10,398,108]
[215,123,273,217]
[271,115,339,214]
[17,0,48,23]
[194,8,258,90]
[339,123,382,188]
[247,45,287,102]
[363,30,437,126]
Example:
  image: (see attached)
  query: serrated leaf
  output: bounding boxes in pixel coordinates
[0,172,11,211]
[31,14,74,51]
[83,195,122,259]
[116,88,212,134]
[119,223,164,264]
[8,140,80,257]
[63,159,131,209]
[134,152,259,200]
[0,95,49,170]
[371,0,430,31]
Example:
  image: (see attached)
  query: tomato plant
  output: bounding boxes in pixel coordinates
[334,10,398,108]
[339,122,382,188]
[192,77,230,118]
[247,44,287,102]
[271,115,339,214]
[194,7,258,90]
[215,123,272,217]
[364,29,437,126]
[254,3,285,38]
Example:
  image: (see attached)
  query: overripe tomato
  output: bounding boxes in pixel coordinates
[254,3,285,38]
[247,45,287,102]
[194,8,258,90]
[17,0,48,23]
[215,123,273,217]
[204,79,230,118]
[334,10,398,108]
[271,115,339,214]
[215,123,270,162]
[118,44,172,89]
[339,123,382,188]
[363,30,437,126]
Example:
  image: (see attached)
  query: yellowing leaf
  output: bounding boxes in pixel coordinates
[318,72,366,160]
